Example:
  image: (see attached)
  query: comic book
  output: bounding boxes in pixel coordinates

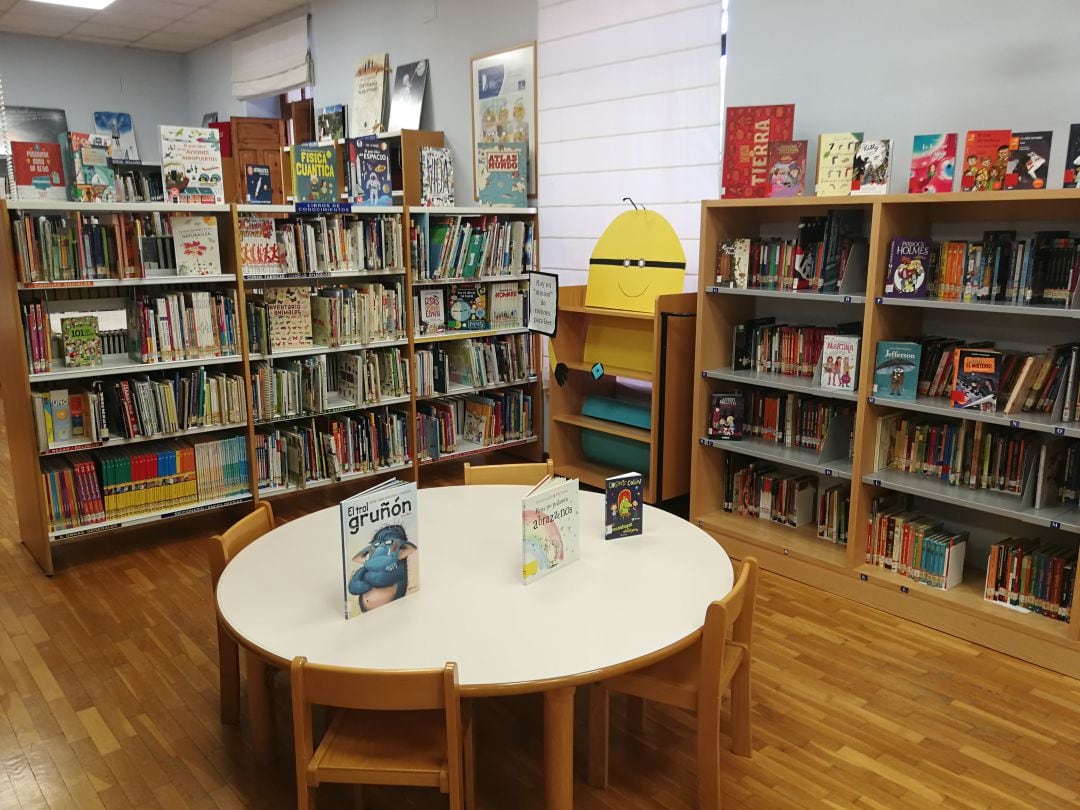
[909,133,957,194]
[605,472,643,540]
[873,341,922,402]
[708,393,744,439]
[950,348,1001,411]
[960,130,1011,192]
[1004,131,1052,190]
[765,140,807,197]
[722,104,796,198]
[61,315,101,367]
[884,238,932,298]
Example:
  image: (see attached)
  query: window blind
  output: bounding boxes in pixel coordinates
[231,15,312,101]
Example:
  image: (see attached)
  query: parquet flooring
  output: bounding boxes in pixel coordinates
[1,407,1078,808]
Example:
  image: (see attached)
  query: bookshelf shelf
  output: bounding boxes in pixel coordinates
[7,201,231,213]
[40,422,243,456]
[248,337,408,361]
[413,326,530,344]
[18,274,237,289]
[242,269,407,284]
[700,436,853,480]
[553,413,651,443]
[876,296,1080,319]
[411,206,537,216]
[703,368,859,402]
[30,353,244,382]
[705,286,866,304]
[416,376,537,401]
[49,492,253,542]
[697,508,849,570]
[259,461,414,499]
[560,360,652,382]
[552,458,651,493]
[411,273,531,286]
[253,395,412,426]
[557,303,656,320]
[867,394,1080,438]
[418,435,539,466]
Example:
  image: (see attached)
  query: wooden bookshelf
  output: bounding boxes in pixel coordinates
[690,191,1080,678]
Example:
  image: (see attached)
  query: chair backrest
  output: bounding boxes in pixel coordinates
[699,557,759,703]
[463,458,554,486]
[207,502,275,590]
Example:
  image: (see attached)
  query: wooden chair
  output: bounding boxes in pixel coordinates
[207,501,276,726]
[462,458,554,486]
[587,557,759,810]
[290,657,473,810]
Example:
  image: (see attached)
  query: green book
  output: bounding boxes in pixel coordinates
[61,315,102,367]
[462,233,483,277]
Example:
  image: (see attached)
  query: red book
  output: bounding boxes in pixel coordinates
[11,141,67,200]
[722,105,795,199]
[960,130,1011,192]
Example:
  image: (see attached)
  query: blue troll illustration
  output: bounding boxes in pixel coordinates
[348,524,416,612]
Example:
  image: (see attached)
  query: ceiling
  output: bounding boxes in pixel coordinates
[0,0,309,53]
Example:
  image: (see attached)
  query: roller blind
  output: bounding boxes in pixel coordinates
[232,15,312,101]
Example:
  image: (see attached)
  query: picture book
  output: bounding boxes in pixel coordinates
[348,136,392,205]
[419,288,445,333]
[447,283,486,329]
[605,472,643,540]
[61,315,101,368]
[93,111,139,161]
[884,238,932,298]
[264,286,313,348]
[850,139,892,195]
[1005,131,1052,190]
[708,393,744,439]
[171,215,221,276]
[716,238,751,288]
[765,140,807,197]
[815,132,862,196]
[420,146,454,206]
[317,104,347,142]
[388,59,429,133]
[950,348,1001,411]
[159,126,224,204]
[873,341,922,402]
[476,141,527,207]
[62,132,115,202]
[292,143,339,203]
[4,105,68,147]
[909,133,957,193]
[239,217,280,275]
[11,141,66,200]
[1063,124,1080,188]
[721,104,796,198]
[960,129,1011,192]
[245,164,272,203]
[820,335,859,392]
[352,53,390,135]
[522,476,580,583]
[340,478,419,618]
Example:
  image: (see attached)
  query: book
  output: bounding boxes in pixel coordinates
[316,104,346,142]
[850,139,891,195]
[171,215,221,276]
[715,239,751,288]
[909,133,957,194]
[721,104,795,198]
[347,136,392,205]
[820,334,859,392]
[950,348,1001,411]
[238,217,281,274]
[93,111,139,162]
[50,389,71,442]
[1064,124,1080,188]
[420,146,454,206]
[765,140,807,197]
[263,286,313,348]
[605,472,643,540]
[245,164,272,204]
[62,132,115,203]
[522,476,580,583]
[159,126,224,204]
[814,132,862,196]
[884,238,932,298]
[61,316,101,368]
[476,141,527,207]
[873,341,922,401]
[387,59,429,132]
[708,393,744,439]
[960,129,1011,192]
[351,53,390,135]
[11,141,66,200]
[340,478,419,618]
[447,283,486,330]
[292,143,339,203]
[1005,131,1052,190]
[418,288,445,334]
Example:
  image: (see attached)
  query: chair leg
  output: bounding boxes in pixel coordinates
[730,660,752,758]
[586,685,609,789]
[351,785,365,810]
[626,696,645,733]
[217,622,240,725]
[696,706,722,810]
[463,700,476,810]
[245,652,275,766]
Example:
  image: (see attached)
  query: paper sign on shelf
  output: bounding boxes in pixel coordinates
[528,271,558,337]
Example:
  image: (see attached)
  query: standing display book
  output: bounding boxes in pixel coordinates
[950,348,1001,411]
[245,165,272,203]
[721,104,795,198]
[820,334,859,393]
[522,476,580,583]
[909,133,957,193]
[348,137,392,205]
[884,238,932,298]
[340,479,419,618]
[605,472,643,540]
[171,215,221,276]
[158,126,224,204]
[476,141,527,207]
[873,341,923,401]
[292,143,339,203]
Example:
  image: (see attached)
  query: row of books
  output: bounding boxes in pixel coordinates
[817,484,851,544]
[865,499,967,590]
[115,166,164,203]
[416,390,534,459]
[712,390,853,454]
[985,539,1075,622]
[238,214,403,277]
[732,318,861,380]
[415,334,535,397]
[410,216,534,280]
[413,282,526,335]
[127,290,241,363]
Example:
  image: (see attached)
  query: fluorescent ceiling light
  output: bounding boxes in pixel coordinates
[28,0,117,9]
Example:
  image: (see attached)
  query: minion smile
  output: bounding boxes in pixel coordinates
[617,282,650,298]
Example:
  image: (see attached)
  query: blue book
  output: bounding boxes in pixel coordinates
[348,136,392,205]
[245,164,272,203]
[476,142,527,207]
[605,472,643,540]
[873,341,922,401]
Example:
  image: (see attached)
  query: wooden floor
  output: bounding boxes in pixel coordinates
[1,415,1079,808]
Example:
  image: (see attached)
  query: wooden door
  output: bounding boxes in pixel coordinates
[230,117,286,204]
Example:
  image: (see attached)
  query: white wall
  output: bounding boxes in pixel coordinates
[726,0,1080,192]
[0,33,189,163]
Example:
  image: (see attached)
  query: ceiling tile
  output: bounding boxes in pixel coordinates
[7,0,93,21]
[0,10,86,36]
[72,20,153,40]
[65,32,135,46]
[134,29,209,51]
[183,7,263,29]
[96,0,195,23]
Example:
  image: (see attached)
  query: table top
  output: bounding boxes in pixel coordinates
[217,485,733,694]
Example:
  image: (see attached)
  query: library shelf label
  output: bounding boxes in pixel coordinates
[295,202,353,214]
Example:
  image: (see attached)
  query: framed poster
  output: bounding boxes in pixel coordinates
[471,42,536,198]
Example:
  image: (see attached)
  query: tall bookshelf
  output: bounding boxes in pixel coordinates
[691,190,1080,678]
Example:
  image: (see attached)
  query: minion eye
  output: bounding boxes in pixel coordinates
[638,259,646,267]
[623,259,631,267]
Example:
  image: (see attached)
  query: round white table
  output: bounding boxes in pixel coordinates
[217,485,733,808]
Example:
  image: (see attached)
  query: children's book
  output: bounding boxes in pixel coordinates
[239,216,281,274]
[721,104,795,198]
[93,111,139,162]
[476,141,527,207]
[909,133,957,193]
[351,53,390,136]
[708,393,744,439]
[420,146,454,206]
[1004,131,1052,190]
[522,476,580,583]
[820,335,859,392]
[950,348,1001,411]
[419,288,445,334]
[605,472,643,540]
[716,239,751,288]
[1063,124,1080,188]
[245,164,272,203]
[388,59,429,132]
[884,238,932,298]
[850,139,891,195]
[50,389,71,441]
[171,215,221,276]
[765,140,807,197]
[61,315,101,367]
[11,141,66,200]
[873,341,922,401]
[340,478,419,618]
[264,286,313,348]
[960,130,1011,192]
[814,132,862,196]
[447,283,486,330]
[292,143,339,203]
[317,104,347,142]
[62,132,115,202]
[348,136,392,205]
[159,126,224,204]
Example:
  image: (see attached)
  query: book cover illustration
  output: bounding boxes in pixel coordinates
[708,393,744,439]
[420,146,455,206]
[317,104,347,142]
[264,286,313,348]
[476,141,527,207]
[850,139,891,195]
[960,130,1011,191]
[820,334,860,392]
[884,238,932,298]
[63,132,116,202]
[873,341,923,401]
[951,348,1001,411]
[419,288,445,333]
[351,53,390,135]
[388,59,429,133]
[766,140,807,197]
[348,136,392,205]
[447,283,486,329]
[292,143,339,203]
[245,164,272,203]
[1064,124,1080,188]
[716,239,751,288]
[909,133,957,193]
[159,126,224,204]
[522,476,580,583]
[605,472,643,540]
[1005,131,1052,190]
[239,217,281,274]
[815,132,862,196]
[11,141,66,200]
[4,105,68,146]
[721,104,796,198]
[50,390,71,441]
[93,111,139,161]
[340,479,418,618]
[171,215,221,276]
[61,315,101,368]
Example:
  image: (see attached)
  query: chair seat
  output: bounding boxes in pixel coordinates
[604,642,746,712]
[308,708,449,789]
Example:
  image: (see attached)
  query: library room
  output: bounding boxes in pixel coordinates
[0,0,1077,807]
